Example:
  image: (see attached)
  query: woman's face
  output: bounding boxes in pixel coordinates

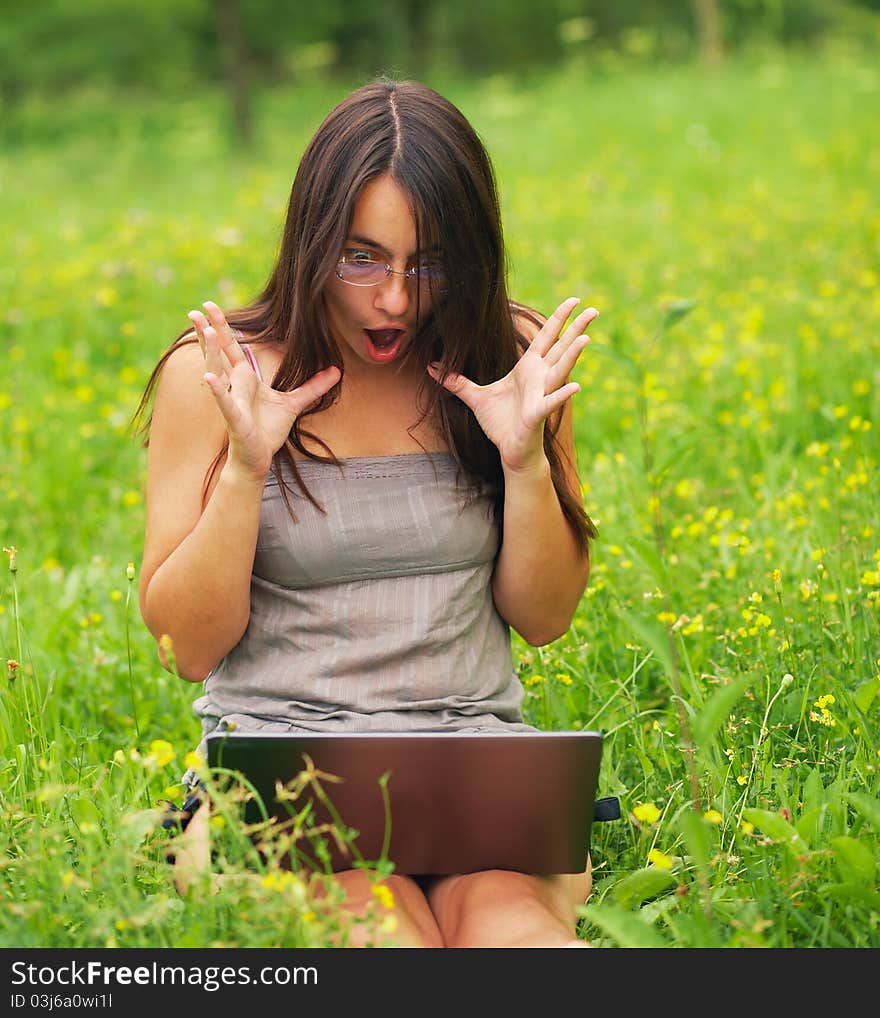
[324,173,436,378]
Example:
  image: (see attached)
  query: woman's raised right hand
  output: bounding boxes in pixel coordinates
[187,301,341,482]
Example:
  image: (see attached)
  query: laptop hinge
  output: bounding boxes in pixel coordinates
[593,796,621,822]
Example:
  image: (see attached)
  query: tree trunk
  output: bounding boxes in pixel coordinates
[216,0,252,145]
[691,0,724,67]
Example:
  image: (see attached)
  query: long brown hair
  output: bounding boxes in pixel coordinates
[134,78,596,553]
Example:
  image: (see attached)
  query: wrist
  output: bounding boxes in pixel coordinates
[219,457,270,491]
[501,453,551,482]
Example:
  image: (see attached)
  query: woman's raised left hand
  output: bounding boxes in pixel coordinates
[427,298,598,473]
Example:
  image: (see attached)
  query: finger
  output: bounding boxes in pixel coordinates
[202,325,233,385]
[427,363,481,407]
[203,371,243,424]
[545,307,598,368]
[282,365,342,416]
[187,310,208,355]
[546,334,591,391]
[530,297,581,358]
[202,301,246,367]
[542,381,581,418]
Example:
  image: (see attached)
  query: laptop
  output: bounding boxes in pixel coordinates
[205,729,604,875]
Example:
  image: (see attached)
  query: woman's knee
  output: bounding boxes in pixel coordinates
[317,870,445,948]
[428,868,586,948]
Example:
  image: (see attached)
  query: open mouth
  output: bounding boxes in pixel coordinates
[364,328,405,362]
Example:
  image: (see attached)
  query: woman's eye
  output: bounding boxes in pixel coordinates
[346,249,377,263]
[417,260,446,280]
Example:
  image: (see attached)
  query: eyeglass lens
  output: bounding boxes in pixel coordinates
[337,256,446,289]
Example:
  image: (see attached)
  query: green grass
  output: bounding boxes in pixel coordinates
[1,45,879,947]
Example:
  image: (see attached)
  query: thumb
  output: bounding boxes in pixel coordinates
[282,365,342,416]
[427,362,477,403]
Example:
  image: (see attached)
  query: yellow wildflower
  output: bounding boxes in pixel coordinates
[146,740,175,768]
[633,802,661,824]
[372,883,395,910]
[262,871,297,892]
[647,848,674,870]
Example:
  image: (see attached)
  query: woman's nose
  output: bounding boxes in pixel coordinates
[373,271,411,317]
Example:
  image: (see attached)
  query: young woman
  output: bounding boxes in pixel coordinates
[136,78,599,948]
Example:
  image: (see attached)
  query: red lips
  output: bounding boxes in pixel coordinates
[366,328,403,348]
[363,328,405,362]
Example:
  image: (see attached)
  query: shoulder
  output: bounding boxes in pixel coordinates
[154,334,211,406]
[154,333,278,403]
[150,334,227,447]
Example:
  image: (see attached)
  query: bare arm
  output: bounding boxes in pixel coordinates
[139,303,340,681]
[491,402,589,645]
[138,341,268,680]
[428,298,596,647]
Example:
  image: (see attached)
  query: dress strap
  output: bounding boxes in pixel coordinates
[236,337,263,381]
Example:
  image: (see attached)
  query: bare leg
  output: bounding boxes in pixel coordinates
[171,802,218,898]
[171,808,443,947]
[426,860,592,948]
[313,870,445,948]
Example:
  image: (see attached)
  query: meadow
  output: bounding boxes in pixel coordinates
[1,43,879,948]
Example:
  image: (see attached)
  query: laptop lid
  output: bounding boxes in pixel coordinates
[205,730,603,876]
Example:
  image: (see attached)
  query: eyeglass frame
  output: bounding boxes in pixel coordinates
[334,253,446,290]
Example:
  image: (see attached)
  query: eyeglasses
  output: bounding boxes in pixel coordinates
[336,251,446,291]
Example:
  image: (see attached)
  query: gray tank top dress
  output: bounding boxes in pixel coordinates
[189,346,536,761]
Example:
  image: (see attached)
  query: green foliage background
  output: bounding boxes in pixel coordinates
[1,10,879,947]
[3,0,880,107]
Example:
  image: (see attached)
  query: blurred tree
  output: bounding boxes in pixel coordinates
[0,0,207,104]
[216,0,252,143]
[722,0,839,45]
[691,0,723,65]
[1,0,876,139]
[431,0,566,75]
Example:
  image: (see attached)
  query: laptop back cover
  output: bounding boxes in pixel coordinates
[206,731,602,875]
